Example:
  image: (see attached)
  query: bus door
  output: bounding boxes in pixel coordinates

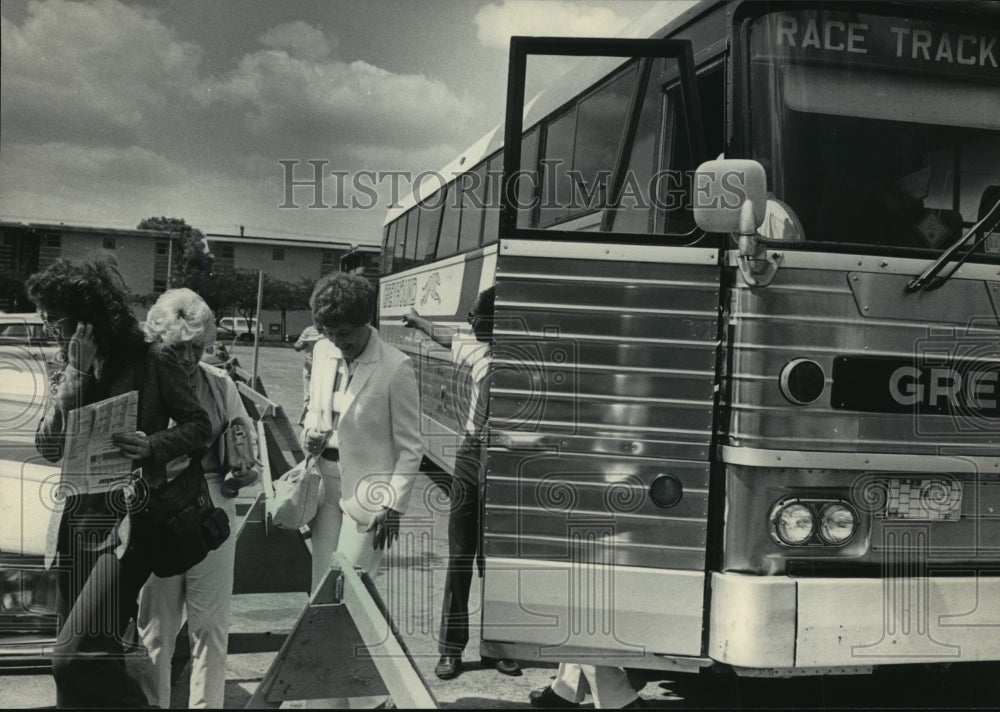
[481,37,721,665]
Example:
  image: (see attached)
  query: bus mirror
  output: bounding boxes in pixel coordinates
[693,159,767,234]
[758,199,805,243]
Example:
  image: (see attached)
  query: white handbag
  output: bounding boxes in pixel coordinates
[269,456,324,530]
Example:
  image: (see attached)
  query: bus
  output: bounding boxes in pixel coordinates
[377,0,1000,676]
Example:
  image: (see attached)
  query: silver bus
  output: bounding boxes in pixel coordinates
[378,0,1000,676]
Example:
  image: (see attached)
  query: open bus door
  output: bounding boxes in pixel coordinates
[481,36,721,669]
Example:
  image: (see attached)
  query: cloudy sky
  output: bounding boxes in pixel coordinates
[0,0,687,246]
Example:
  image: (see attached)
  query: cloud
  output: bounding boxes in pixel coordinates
[192,40,475,163]
[1,0,201,144]
[260,21,336,61]
[0,1,484,241]
[0,141,194,230]
[474,0,632,49]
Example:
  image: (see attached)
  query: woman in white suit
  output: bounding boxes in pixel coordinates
[300,272,422,592]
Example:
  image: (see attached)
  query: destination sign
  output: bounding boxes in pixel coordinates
[754,10,998,78]
[831,355,1000,416]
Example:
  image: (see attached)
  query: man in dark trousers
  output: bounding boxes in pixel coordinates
[403,286,520,680]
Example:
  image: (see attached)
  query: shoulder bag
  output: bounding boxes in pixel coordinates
[129,451,231,577]
[123,347,231,577]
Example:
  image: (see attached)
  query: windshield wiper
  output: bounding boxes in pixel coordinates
[907,196,1000,292]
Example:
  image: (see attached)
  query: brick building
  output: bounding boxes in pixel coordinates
[0,221,381,340]
[205,234,379,339]
[0,221,172,311]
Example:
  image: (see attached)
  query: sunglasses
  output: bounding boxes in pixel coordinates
[37,310,74,333]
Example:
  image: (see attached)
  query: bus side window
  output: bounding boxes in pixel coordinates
[417,193,445,264]
[610,61,662,234]
[380,224,393,274]
[653,86,697,236]
[437,183,461,259]
[537,109,576,228]
[404,206,420,268]
[612,64,723,236]
[393,215,406,268]
[537,62,638,229]
[457,164,487,252]
[482,153,502,245]
[517,129,540,229]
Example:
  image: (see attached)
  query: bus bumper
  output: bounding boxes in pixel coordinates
[709,571,1000,668]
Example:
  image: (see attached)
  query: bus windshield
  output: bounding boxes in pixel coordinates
[749,9,1000,253]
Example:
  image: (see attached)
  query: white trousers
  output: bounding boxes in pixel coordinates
[309,458,384,594]
[136,474,238,709]
[551,663,638,708]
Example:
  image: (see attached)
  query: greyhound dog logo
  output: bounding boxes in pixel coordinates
[419,272,442,306]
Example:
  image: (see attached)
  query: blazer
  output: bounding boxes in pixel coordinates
[302,327,422,521]
[37,340,212,487]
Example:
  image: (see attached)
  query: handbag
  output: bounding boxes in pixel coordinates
[130,452,231,577]
[269,456,324,530]
[221,416,261,497]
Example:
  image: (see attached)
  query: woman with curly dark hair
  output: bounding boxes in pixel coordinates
[27,256,211,708]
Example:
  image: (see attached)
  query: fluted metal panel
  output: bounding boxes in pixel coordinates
[486,244,720,570]
[726,257,1000,457]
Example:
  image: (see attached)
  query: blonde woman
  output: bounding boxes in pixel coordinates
[136,288,260,708]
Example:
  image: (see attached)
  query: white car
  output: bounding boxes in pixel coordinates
[217,316,261,344]
[0,314,59,667]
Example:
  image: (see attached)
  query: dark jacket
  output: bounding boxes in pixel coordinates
[36,340,211,487]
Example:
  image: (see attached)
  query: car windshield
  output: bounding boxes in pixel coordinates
[749,9,1000,253]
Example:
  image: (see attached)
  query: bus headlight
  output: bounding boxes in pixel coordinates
[769,500,815,546]
[818,502,858,545]
[779,358,825,405]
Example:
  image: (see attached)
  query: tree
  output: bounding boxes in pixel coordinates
[0,234,39,311]
[136,216,214,292]
[0,266,31,312]
[216,268,261,330]
[263,275,313,339]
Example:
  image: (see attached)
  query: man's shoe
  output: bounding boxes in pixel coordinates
[434,655,461,680]
[529,685,579,708]
[622,698,647,709]
[482,656,522,676]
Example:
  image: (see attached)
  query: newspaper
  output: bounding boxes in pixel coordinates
[62,390,139,494]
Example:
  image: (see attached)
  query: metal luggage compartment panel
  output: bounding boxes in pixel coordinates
[530,339,717,373]
[490,394,714,435]
[484,533,706,570]
[500,275,720,315]
[412,352,463,431]
[497,308,718,343]
[491,365,715,402]
[493,432,710,462]
[484,508,707,549]
[485,451,709,520]
[726,263,1000,454]
[488,245,720,571]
